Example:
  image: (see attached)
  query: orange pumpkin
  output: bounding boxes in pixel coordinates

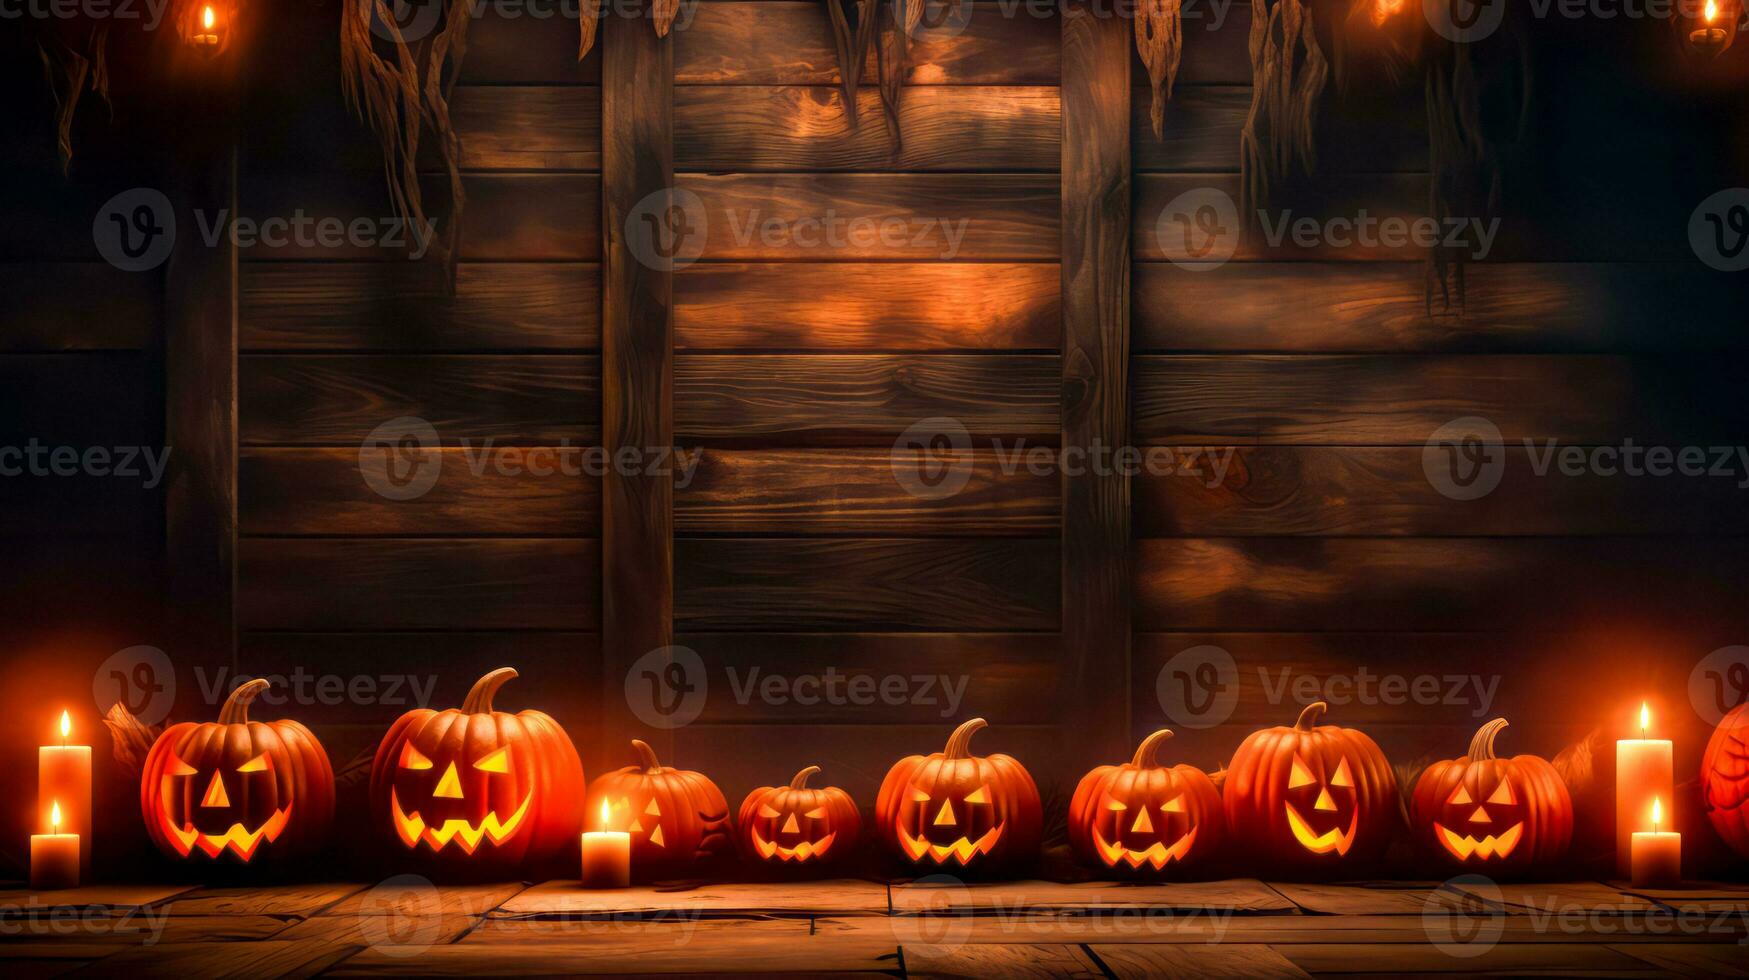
[1224,701,1397,873]
[370,667,585,871]
[584,740,732,876]
[1069,729,1224,874]
[876,718,1041,870]
[737,766,861,866]
[141,679,334,864]
[1702,700,1749,860]
[1410,718,1572,872]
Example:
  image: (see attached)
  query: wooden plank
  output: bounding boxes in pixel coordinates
[0,885,197,911]
[495,879,890,917]
[319,882,528,919]
[237,538,599,630]
[155,883,366,917]
[675,538,1059,630]
[463,5,603,83]
[450,86,602,170]
[240,447,602,535]
[1060,0,1132,769]
[1134,446,1749,537]
[0,917,292,946]
[676,263,1060,351]
[241,263,600,352]
[1448,881,1658,915]
[677,449,1057,535]
[890,878,1296,914]
[683,174,1058,260]
[905,943,1102,979]
[239,355,601,445]
[1091,943,1310,980]
[676,633,1065,724]
[1132,86,1426,174]
[271,914,476,952]
[1133,263,1749,353]
[1614,943,1749,976]
[1132,355,1749,444]
[61,940,359,979]
[1270,882,1464,916]
[1135,174,1427,262]
[677,86,1058,171]
[675,354,1060,442]
[1273,942,1655,975]
[0,263,160,351]
[675,2,1059,85]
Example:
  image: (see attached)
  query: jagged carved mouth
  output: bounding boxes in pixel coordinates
[898,823,1004,864]
[162,801,292,861]
[1285,803,1358,855]
[1092,825,1199,870]
[391,788,532,854]
[1435,822,1523,860]
[750,826,837,862]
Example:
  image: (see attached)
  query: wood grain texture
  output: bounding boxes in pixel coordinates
[677,86,1058,171]
[239,355,601,445]
[239,447,601,535]
[905,943,1103,979]
[241,263,600,352]
[889,878,1296,913]
[494,879,890,917]
[676,263,1060,350]
[463,6,604,83]
[1061,0,1133,767]
[682,173,1058,260]
[0,263,160,351]
[1135,173,1427,262]
[1131,84,1428,174]
[1091,943,1311,979]
[674,538,1059,630]
[450,86,602,170]
[156,884,366,918]
[675,354,1060,441]
[63,941,361,978]
[677,449,1057,535]
[1272,942,1652,975]
[237,538,599,630]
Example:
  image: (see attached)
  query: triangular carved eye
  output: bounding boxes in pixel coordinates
[1487,780,1515,805]
[758,804,782,818]
[645,798,661,816]
[474,747,510,773]
[804,807,827,819]
[1330,759,1354,788]
[964,785,990,804]
[1450,784,1473,805]
[167,753,198,776]
[400,743,433,770]
[1162,795,1185,813]
[1289,756,1316,788]
[237,752,271,773]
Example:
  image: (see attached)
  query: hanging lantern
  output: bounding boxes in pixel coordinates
[180,1,233,53]
[1685,0,1739,57]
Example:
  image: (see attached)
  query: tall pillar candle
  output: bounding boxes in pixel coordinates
[1615,703,1673,878]
[39,711,92,878]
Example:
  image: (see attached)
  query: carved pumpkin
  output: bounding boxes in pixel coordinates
[1069,729,1224,874]
[1224,701,1397,872]
[584,739,732,876]
[737,765,861,866]
[370,667,585,870]
[1702,701,1749,860]
[1410,718,1572,871]
[141,678,334,864]
[876,718,1041,870]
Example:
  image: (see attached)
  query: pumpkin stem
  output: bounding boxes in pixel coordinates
[789,765,821,790]
[1468,718,1510,761]
[943,718,987,759]
[631,738,665,773]
[461,667,518,713]
[1294,701,1328,731]
[1131,729,1175,768]
[218,678,272,725]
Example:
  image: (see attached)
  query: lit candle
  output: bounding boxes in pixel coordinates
[1690,0,1731,55]
[193,4,220,46]
[1630,797,1682,888]
[1616,702,1674,877]
[581,800,631,888]
[31,802,81,891]
[39,710,92,878]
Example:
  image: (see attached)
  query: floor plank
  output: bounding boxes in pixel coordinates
[1090,942,1310,979]
[1274,941,1658,975]
[272,913,479,951]
[317,880,528,919]
[494,879,890,918]
[154,883,367,917]
[1270,881,1466,915]
[1613,942,1749,976]
[1449,880,1658,914]
[63,939,360,979]
[904,942,1102,979]
[0,884,198,911]
[0,915,290,945]
[889,879,1295,915]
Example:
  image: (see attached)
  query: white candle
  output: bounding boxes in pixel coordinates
[1616,702,1673,877]
[39,710,92,878]
[31,802,80,891]
[581,800,631,888]
[1630,797,1681,888]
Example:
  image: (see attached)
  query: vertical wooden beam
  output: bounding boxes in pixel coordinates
[601,10,676,762]
[1061,2,1132,768]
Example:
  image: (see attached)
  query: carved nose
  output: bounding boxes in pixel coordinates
[434,762,464,799]
[1471,805,1491,824]
[201,771,230,808]
[782,813,799,834]
[933,800,956,826]
[1314,787,1337,812]
[1130,808,1154,834]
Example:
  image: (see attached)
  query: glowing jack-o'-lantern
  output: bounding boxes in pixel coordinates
[1224,701,1397,873]
[737,765,861,866]
[1410,718,1572,872]
[876,718,1042,870]
[369,667,584,870]
[141,678,334,864]
[1069,729,1224,874]
[584,740,732,876]
[1702,701,1749,860]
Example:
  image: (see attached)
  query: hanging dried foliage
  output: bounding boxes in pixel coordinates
[820,0,930,147]
[1135,0,1183,139]
[1239,0,1329,218]
[823,0,877,126]
[875,0,924,148]
[36,24,111,175]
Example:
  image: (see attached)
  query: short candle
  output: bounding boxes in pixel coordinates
[31,801,80,891]
[1630,797,1681,888]
[1615,702,1673,877]
[581,801,631,889]
[39,710,92,878]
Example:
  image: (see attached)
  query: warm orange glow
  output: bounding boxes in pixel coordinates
[1285,802,1358,855]
[1435,821,1523,860]
[50,801,62,831]
[1093,824,1199,869]
[390,788,532,854]
[202,4,215,29]
[898,823,1004,864]
[58,710,71,743]
[1640,702,1651,738]
[599,799,611,829]
[1652,796,1663,832]
[1706,0,1719,22]
[1370,0,1406,26]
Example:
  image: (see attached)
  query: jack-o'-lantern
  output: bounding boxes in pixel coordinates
[737,766,861,866]
[369,667,585,870]
[1069,729,1224,874]
[875,718,1041,870]
[1410,718,1572,872]
[1702,701,1749,859]
[584,740,732,876]
[141,678,334,864]
[1224,701,1397,873]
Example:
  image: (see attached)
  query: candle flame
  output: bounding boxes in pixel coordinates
[1639,702,1650,736]
[1705,0,1718,22]
[1651,796,1663,830]
[202,4,215,29]
[59,710,70,741]
[599,800,611,828]
[51,801,62,831]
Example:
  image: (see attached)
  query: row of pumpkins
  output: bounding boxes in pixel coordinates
[141,668,1749,876]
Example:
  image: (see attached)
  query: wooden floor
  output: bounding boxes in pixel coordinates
[0,878,1745,977]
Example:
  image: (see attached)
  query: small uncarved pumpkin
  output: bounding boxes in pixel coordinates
[1702,701,1749,860]
[370,667,585,871]
[737,766,862,866]
[141,679,335,864]
[1069,729,1224,874]
[1411,718,1573,872]
[1224,701,1398,873]
[875,718,1042,870]
[584,740,732,876]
